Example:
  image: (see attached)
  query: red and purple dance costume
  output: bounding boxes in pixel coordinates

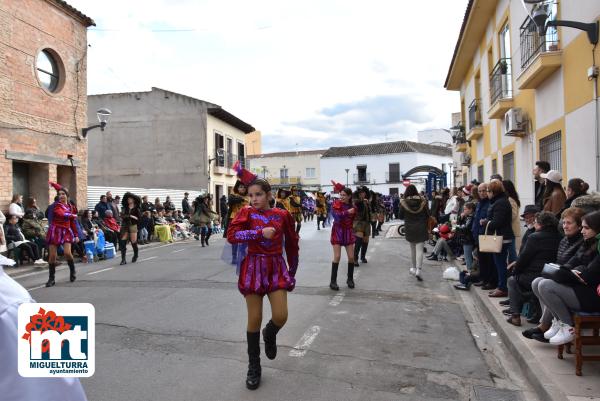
[330,200,356,246]
[227,206,299,296]
[46,201,79,286]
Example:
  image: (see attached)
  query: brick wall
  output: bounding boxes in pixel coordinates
[0,0,91,212]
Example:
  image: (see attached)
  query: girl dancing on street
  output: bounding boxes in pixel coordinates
[329,181,356,290]
[226,161,299,390]
[45,182,79,287]
[119,192,142,265]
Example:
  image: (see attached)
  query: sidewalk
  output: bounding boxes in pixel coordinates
[466,270,600,401]
[3,239,189,278]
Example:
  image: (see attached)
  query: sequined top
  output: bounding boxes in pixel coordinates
[227,206,299,275]
[332,200,355,228]
[49,202,78,232]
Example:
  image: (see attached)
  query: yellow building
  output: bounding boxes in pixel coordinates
[245,130,262,156]
[445,0,600,206]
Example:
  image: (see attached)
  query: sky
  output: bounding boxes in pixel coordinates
[68,0,466,153]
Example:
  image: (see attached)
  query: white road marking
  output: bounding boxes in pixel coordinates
[172,248,186,253]
[289,325,321,357]
[329,292,345,306]
[140,256,157,262]
[12,270,47,279]
[87,267,114,275]
[27,285,46,291]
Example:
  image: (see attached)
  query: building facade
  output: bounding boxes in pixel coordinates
[245,130,262,156]
[445,0,600,208]
[0,0,94,211]
[247,150,326,190]
[87,87,255,206]
[320,141,453,195]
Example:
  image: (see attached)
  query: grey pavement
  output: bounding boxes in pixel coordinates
[15,221,542,401]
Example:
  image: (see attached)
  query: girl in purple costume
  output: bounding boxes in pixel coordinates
[329,185,356,291]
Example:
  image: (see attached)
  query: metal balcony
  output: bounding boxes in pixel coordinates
[353,173,370,184]
[490,58,513,105]
[385,172,401,183]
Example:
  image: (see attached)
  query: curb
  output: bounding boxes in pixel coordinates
[470,286,570,401]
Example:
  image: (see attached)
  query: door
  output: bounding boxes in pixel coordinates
[12,162,30,200]
[388,163,400,183]
[215,185,223,214]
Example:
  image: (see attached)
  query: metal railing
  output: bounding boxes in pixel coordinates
[271,176,302,185]
[519,4,559,70]
[353,173,370,184]
[490,58,513,105]
[215,149,246,169]
[468,99,482,130]
[385,172,401,183]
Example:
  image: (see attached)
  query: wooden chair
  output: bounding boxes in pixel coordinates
[557,312,600,376]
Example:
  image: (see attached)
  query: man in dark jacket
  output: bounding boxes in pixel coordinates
[519,205,540,253]
[472,183,496,288]
[182,193,192,218]
[533,161,550,210]
[94,195,110,219]
[141,196,155,213]
[505,212,562,326]
[219,195,228,222]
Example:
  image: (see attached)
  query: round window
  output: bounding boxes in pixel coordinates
[36,50,61,92]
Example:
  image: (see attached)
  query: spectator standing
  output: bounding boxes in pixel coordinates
[473,183,497,289]
[182,192,192,218]
[8,194,24,221]
[563,178,589,211]
[141,195,155,213]
[94,195,110,219]
[154,197,162,211]
[398,185,429,281]
[112,195,122,224]
[483,180,514,297]
[163,196,176,212]
[220,195,229,222]
[533,161,550,210]
[503,180,521,261]
[541,170,567,216]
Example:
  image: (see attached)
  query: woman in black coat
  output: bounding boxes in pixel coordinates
[482,180,514,296]
[505,212,562,326]
[398,185,429,281]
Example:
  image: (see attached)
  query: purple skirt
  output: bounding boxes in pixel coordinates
[330,224,355,246]
[238,253,295,296]
[46,225,75,246]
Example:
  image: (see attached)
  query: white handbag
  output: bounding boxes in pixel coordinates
[478,222,503,253]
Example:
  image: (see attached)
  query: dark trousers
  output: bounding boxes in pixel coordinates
[16,242,40,261]
[477,250,497,286]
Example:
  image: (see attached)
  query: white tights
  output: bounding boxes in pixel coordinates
[409,242,425,270]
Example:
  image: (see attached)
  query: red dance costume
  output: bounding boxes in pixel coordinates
[330,200,356,246]
[46,202,78,246]
[227,206,299,296]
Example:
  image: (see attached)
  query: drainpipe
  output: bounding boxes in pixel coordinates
[594,68,600,192]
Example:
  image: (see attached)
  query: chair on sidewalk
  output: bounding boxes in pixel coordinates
[557,312,600,376]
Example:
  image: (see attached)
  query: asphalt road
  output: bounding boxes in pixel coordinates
[17,221,540,401]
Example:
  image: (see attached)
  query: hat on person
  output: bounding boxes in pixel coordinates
[232,160,258,186]
[520,204,540,217]
[330,180,345,193]
[540,170,562,183]
[462,184,473,195]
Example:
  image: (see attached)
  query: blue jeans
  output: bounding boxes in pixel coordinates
[463,244,474,271]
[507,238,517,263]
[492,242,511,291]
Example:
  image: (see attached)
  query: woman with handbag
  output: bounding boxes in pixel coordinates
[398,185,429,281]
[480,180,514,297]
[534,211,600,345]
[524,207,586,341]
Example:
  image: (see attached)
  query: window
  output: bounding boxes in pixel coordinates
[492,159,497,176]
[388,163,400,183]
[389,188,399,196]
[237,142,246,168]
[503,152,515,182]
[36,49,61,92]
[463,173,468,186]
[305,168,316,178]
[539,131,562,172]
[357,165,367,183]
[214,132,224,167]
[280,168,288,178]
[477,165,484,183]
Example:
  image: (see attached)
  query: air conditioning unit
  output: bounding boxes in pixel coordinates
[505,108,526,137]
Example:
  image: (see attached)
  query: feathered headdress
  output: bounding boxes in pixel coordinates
[121,192,142,209]
[232,160,257,186]
[49,181,63,191]
[330,180,345,193]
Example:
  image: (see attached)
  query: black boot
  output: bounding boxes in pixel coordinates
[295,222,301,234]
[377,221,383,233]
[262,320,281,360]
[246,331,261,390]
[360,242,369,263]
[119,240,127,265]
[45,263,56,287]
[200,232,206,247]
[131,243,138,263]
[205,231,211,246]
[354,237,362,267]
[317,220,321,230]
[67,260,76,282]
[371,222,377,238]
[330,262,339,290]
[347,262,355,289]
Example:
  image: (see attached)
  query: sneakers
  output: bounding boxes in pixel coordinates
[544,318,561,340]
[409,267,416,276]
[415,268,423,281]
[34,259,47,265]
[549,322,575,345]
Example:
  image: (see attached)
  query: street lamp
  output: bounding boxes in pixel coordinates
[261,165,267,179]
[345,168,349,186]
[82,108,111,138]
[207,148,225,195]
[448,162,454,188]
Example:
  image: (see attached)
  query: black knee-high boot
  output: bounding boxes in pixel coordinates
[131,242,138,263]
[376,221,383,232]
[354,237,362,267]
[295,221,301,234]
[262,320,281,360]
[246,331,261,390]
[119,240,127,265]
[205,229,211,246]
[371,222,377,238]
[317,219,321,230]
[330,262,339,290]
[347,262,355,289]
[361,241,369,263]
[45,263,56,287]
[200,232,206,247]
[67,259,76,282]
